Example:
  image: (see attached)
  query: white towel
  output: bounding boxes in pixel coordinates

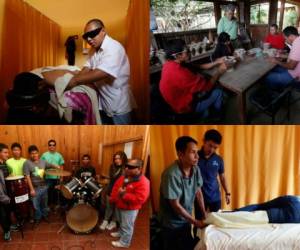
[204,211,270,228]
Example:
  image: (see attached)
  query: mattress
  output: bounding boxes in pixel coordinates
[195,224,300,250]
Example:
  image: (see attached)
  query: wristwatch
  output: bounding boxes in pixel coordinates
[225,193,231,196]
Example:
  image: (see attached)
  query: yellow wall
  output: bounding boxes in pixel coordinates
[24,0,130,67]
[0,0,5,70]
[58,21,129,67]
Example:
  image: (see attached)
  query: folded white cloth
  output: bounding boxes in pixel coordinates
[204,211,270,228]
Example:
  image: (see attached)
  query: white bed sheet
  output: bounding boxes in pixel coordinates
[195,224,300,250]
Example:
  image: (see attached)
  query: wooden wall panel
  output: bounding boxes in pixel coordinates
[0,125,149,176]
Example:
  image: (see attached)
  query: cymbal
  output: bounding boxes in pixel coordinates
[45,169,71,177]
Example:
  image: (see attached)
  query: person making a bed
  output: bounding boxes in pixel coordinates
[65,18,136,125]
[159,136,207,250]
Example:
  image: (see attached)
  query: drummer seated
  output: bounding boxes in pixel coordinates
[110,159,150,248]
[75,154,96,180]
[159,39,227,120]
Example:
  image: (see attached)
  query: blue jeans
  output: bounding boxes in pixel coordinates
[237,195,300,223]
[116,209,139,247]
[46,179,60,206]
[31,186,49,221]
[195,88,223,116]
[265,66,294,89]
[100,111,132,124]
[104,195,116,221]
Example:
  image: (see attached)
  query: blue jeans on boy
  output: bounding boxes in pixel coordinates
[31,185,49,221]
[237,195,300,223]
[100,111,132,125]
[195,88,223,116]
[117,209,139,247]
[265,66,294,89]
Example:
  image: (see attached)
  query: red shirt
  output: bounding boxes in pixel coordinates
[110,175,150,210]
[264,33,285,50]
[159,61,213,113]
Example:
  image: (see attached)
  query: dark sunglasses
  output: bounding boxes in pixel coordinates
[82,27,102,41]
[48,144,56,147]
[125,165,139,170]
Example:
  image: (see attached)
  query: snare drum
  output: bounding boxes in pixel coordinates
[83,177,102,198]
[61,177,81,199]
[5,175,30,216]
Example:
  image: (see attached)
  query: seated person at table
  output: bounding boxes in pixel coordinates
[75,154,96,180]
[264,24,285,50]
[159,39,227,118]
[211,32,234,61]
[265,26,300,89]
[6,143,26,176]
[198,195,300,228]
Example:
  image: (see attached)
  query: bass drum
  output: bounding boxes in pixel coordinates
[66,203,98,234]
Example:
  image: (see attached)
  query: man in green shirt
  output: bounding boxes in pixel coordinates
[41,139,64,209]
[217,4,240,48]
[6,143,26,176]
[159,136,206,250]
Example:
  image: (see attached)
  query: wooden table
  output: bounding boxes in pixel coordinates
[204,56,276,123]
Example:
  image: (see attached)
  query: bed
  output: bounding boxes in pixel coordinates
[195,224,300,250]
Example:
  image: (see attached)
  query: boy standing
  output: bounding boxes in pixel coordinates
[0,143,12,241]
[6,143,26,176]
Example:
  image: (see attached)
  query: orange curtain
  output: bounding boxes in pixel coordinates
[125,0,150,123]
[0,0,61,122]
[150,125,300,213]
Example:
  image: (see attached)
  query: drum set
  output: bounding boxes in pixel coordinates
[5,168,104,235]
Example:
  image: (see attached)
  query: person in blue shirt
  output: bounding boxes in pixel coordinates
[195,129,230,221]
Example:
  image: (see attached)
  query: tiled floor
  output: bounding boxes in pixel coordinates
[0,204,149,250]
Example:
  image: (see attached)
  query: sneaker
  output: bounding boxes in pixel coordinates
[110,231,121,238]
[99,220,108,230]
[111,241,128,248]
[10,224,19,232]
[3,231,11,241]
[106,221,117,230]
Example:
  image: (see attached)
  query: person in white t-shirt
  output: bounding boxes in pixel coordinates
[67,19,136,124]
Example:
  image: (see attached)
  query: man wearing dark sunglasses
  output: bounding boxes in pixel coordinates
[67,19,135,125]
[41,139,64,211]
[110,159,149,248]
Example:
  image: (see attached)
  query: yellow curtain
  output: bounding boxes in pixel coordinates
[0,0,61,122]
[150,125,300,212]
[125,0,150,123]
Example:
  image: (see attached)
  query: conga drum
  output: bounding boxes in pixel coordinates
[5,175,30,218]
[66,203,98,234]
[61,177,81,199]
